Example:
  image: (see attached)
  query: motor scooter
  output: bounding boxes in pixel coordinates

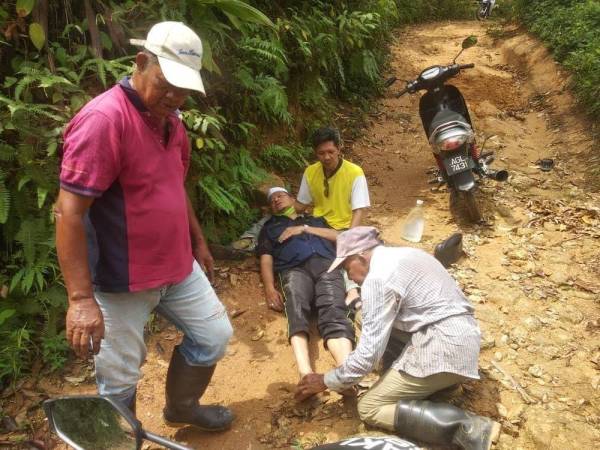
[476,0,496,20]
[385,36,507,223]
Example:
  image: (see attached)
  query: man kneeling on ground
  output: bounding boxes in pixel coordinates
[297,227,500,450]
[257,187,355,399]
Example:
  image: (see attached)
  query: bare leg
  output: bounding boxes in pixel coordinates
[327,337,357,397]
[327,337,353,366]
[292,333,320,402]
[290,333,313,378]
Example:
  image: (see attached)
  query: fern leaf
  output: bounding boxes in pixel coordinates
[0,143,16,162]
[0,174,10,224]
[199,177,236,213]
[14,75,35,101]
[96,61,107,88]
[15,218,48,265]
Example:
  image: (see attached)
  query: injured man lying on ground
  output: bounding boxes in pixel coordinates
[256,187,356,400]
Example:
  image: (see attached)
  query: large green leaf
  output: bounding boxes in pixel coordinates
[16,0,35,17]
[201,39,221,75]
[29,23,46,51]
[37,187,48,209]
[0,309,16,326]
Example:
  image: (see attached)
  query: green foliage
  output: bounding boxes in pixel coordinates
[41,332,70,372]
[261,144,311,172]
[513,0,600,117]
[0,326,31,384]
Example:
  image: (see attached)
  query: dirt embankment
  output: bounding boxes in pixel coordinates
[3,21,599,450]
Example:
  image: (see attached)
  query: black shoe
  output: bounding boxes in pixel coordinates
[163,346,234,431]
[434,233,464,268]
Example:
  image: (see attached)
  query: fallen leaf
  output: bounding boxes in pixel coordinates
[231,308,247,318]
[64,375,86,385]
[251,330,265,341]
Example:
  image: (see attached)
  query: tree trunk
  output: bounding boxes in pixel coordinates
[102,4,127,55]
[84,0,103,59]
[32,0,55,72]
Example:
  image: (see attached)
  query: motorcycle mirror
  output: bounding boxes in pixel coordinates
[453,36,478,63]
[44,396,141,450]
[461,35,478,49]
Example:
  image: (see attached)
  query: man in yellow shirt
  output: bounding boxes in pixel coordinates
[296,127,370,230]
[296,127,371,304]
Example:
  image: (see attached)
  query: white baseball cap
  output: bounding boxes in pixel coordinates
[130,21,205,94]
[267,187,289,201]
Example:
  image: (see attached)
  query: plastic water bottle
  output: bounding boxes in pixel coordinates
[401,200,425,243]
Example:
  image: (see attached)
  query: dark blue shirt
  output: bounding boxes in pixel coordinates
[256,215,336,273]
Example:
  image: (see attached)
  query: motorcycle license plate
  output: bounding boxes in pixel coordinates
[443,154,473,176]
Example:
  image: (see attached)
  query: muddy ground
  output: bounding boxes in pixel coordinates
[2,20,599,450]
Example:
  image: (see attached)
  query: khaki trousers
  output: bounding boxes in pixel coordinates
[357,369,467,431]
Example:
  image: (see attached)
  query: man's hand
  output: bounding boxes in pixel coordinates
[193,240,214,283]
[265,287,284,312]
[66,297,104,359]
[278,226,305,243]
[297,373,327,400]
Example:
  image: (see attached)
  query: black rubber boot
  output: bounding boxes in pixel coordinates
[163,345,234,431]
[394,399,500,450]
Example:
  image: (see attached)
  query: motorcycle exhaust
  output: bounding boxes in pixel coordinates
[485,169,508,182]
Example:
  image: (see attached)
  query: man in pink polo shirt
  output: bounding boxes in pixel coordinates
[54,22,234,431]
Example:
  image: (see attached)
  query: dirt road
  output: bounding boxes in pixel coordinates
[15,21,599,450]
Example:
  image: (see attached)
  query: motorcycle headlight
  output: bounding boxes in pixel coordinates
[433,127,474,151]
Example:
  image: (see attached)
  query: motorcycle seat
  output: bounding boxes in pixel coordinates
[428,110,468,136]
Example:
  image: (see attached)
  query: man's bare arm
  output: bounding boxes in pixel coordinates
[277,224,339,243]
[350,207,366,228]
[55,190,94,298]
[55,189,104,358]
[304,225,339,242]
[259,254,284,311]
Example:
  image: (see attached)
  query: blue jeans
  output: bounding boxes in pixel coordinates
[94,261,233,403]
